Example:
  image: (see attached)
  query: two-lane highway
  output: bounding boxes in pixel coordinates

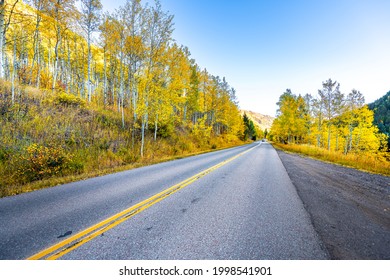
[0,142,328,259]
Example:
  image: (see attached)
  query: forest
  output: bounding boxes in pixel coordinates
[0,0,254,196]
[369,90,390,148]
[271,79,390,175]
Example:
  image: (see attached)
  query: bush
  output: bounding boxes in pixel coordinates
[66,157,85,174]
[0,147,10,162]
[17,143,72,181]
[53,92,86,108]
[157,123,174,138]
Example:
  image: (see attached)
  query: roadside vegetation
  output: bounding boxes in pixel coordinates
[0,80,254,197]
[273,143,390,176]
[0,1,262,197]
[270,79,390,176]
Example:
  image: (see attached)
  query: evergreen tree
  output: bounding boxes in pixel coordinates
[368,91,390,150]
[243,113,257,141]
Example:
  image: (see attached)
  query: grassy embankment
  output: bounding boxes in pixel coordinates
[0,81,246,197]
[273,143,390,176]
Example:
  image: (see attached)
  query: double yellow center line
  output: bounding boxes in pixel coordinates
[28,143,260,260]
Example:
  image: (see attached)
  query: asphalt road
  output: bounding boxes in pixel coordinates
[0,142,328,260]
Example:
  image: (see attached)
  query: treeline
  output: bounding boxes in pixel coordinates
[368,91,390,148]
[0,0,250,195]
[271,79,389,158]
[0,0,244,157]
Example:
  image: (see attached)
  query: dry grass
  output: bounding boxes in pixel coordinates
[273,143,390,176]
[1,141,247,198]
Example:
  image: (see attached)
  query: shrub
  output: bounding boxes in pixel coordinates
[53,92,86,108]
[157,123,174,138]
[0,147,10,162]
[18,143,72,181]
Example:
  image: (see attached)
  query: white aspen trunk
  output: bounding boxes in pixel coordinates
[145,112,148,130]
[348,126,353,152]
[141,116,145,157]
[52,26,61,92]
[121,97,125,129]
[132,88,137,149]
[11,34,16,104]
[140,98,148,156]
[111,74,115,107]
[154,114,158,141]
[344,136,349,155]
[48,40,51,72]
[67,40,71,92]
[317,113,322,148]
[36,39,40,88]
[119,45,124,112]
[30,4,42,85]
[0,0,4,79]
[103,47,107,106]
[87,32,92,102]
[183,104,187,121]
[117,88,120,112]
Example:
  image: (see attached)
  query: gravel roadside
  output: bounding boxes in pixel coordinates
[276,149,390,259]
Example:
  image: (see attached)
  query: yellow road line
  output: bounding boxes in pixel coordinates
[27,143,260,260]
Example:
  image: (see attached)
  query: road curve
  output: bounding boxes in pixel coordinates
[0,142,328,259]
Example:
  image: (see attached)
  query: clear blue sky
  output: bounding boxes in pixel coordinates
[101,0,390,116]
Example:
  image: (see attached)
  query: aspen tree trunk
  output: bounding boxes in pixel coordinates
[52,26,61,92]
[11,33,16,103]
[183,104,187,121]
[121,97,125,129]
[154,114,158,141]
[0,0,5,79]
[48,40,51,72]
[317,111,322,147]
[30,11,42,85]
[141,115,146,157]
[118,40,124,114]
[103,48,107,106]
[37,39,41,88]
[67,40,71,92]
[132,83,137,149]
[87,32,92,102]
[317,129,321,147]
[348,126,353,153]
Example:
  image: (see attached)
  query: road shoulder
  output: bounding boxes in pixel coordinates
[276,149,390,259]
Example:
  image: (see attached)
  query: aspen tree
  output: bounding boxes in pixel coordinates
[0,0,4,78]
[46,0,76,92]
[122,0,143,148]
[0,0,20,79]
[28,0,46,86]
[139,0,173,157]
[344,89,365,154]
[318,79,344,150]
[80,0,102,103]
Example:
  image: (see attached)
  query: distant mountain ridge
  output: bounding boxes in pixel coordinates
[240,110,275,131]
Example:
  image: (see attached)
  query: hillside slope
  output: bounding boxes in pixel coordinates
[368,91,390,148]
[241,110,274,131]
[0,82,244,197]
